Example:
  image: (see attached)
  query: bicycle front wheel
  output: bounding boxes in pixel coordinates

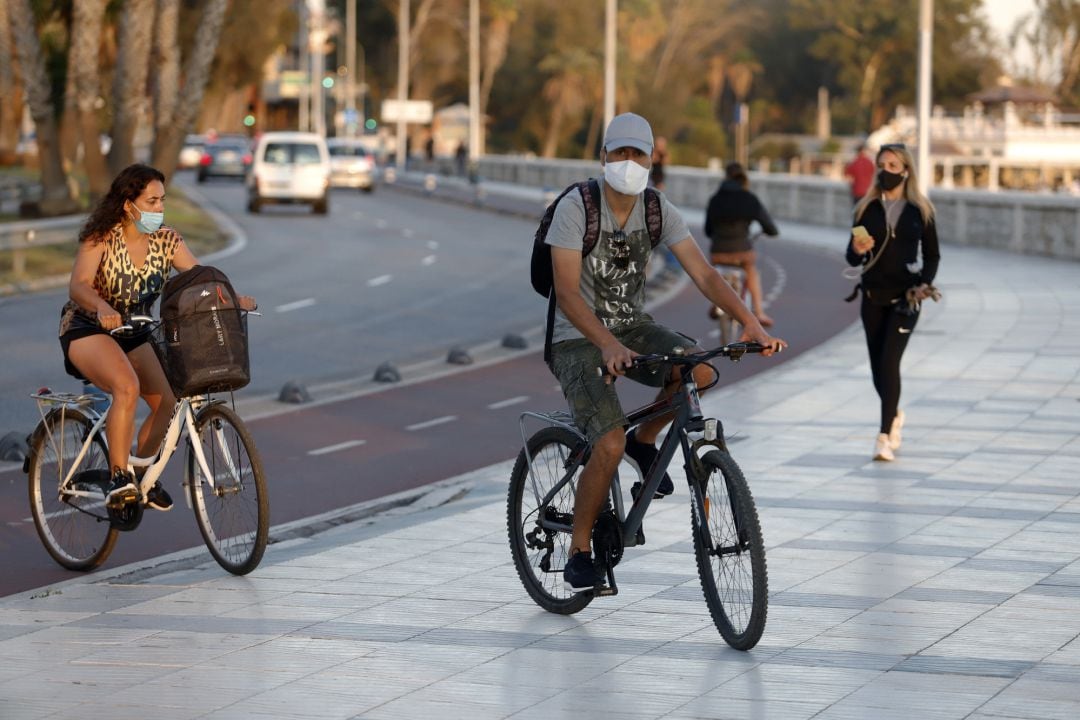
[507,426,593,615]
[187,404,269,575]
[690,449,767,650]
[27,409,118,570]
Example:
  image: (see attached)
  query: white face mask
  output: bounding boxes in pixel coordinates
[604,159,651,196]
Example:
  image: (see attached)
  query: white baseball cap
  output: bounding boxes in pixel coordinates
[603,113,654,155]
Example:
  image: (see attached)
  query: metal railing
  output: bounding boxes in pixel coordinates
[0,216,84,281]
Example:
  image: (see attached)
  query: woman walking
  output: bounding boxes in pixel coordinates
[845,144,940,461]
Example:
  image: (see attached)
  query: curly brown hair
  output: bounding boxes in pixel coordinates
[78,164,166,244]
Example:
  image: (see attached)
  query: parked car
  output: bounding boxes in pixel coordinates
[179,134,207,169]
[197,138,252,182]
[326,138,378,192]
[246,132,331,214]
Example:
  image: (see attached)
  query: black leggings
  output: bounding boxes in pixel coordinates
[861,297,919,434]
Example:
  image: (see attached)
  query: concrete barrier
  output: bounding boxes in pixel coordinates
[477,156,1080,261]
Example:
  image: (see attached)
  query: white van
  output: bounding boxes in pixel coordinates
[247,132,331,214]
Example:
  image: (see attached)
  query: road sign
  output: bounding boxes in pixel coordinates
[381,99,433,124]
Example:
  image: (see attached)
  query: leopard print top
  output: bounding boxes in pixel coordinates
[59,224,183,336]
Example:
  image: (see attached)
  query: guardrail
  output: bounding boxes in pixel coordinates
[477,156,1080,261]
[0,215,84,280]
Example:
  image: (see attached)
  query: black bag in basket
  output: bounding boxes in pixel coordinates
[157,265,250,396]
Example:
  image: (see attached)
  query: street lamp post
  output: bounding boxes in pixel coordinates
[469,0,480,162]
[917,0,933,187]
[604,0,616,134]
[397,0,410,170]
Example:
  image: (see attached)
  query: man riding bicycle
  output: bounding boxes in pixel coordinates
[545,113,786,592]
[704,163,779,327]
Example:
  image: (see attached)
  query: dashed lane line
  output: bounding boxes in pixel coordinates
[487,396,529,410]
[308,440,367,456]
[276,298,317,313]
[367,275,393,287]
[405,415,458,431]
[422,255,437,266]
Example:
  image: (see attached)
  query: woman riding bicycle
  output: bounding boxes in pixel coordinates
[59,163,255,510]
[704,163,779,327]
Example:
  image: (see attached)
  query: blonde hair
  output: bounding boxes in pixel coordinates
[854,144,936,224]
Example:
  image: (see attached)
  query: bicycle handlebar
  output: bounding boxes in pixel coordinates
[596,341,766,377]
[109,314,157,335]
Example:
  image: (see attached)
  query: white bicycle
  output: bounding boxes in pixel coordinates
[24,315,269,575]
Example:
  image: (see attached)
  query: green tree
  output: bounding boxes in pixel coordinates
[789,0,999,132]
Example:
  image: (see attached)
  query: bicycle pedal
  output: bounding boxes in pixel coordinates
[105,489,137,509]
[595,585,618,597]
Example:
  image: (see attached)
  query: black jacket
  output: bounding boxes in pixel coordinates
[846,200,940,303]
[704,181,779,253]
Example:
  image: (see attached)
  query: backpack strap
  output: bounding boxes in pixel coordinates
[578,178,602,256]
[545,178,603,365]
[643,187,663,248]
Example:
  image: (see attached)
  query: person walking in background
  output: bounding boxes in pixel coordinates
[704,163,779,327]
[844,142,875,204]
[845,143,940,462]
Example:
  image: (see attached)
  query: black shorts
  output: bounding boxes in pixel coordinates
[59,313,151,381]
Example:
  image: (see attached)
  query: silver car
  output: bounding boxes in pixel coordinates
[327,138,378,192]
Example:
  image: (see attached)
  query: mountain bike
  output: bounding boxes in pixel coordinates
[24,315,269,575]
[507,342,768,650]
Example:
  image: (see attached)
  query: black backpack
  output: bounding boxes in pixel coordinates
[530,179,663,361]
[156,265,250,397]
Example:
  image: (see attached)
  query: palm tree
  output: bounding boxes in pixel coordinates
[539,47,600,158]
[0,0,20,163]
[108,0,155,175]
[71,0,109,198]
[8,0,78,215]
[150,0,230,179]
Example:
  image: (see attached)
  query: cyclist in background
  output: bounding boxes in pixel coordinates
[704,163,779,327]
[59,163,256,511]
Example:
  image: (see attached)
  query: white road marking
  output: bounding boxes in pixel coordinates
[421,255,437,266]
[367,275,392,287]
[275,298,317,313]
[488,396,529,410]
[308,439,367,456]
[406,415,458,431]
[426,240,439,250]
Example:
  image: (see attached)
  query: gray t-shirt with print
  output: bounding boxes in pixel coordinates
[545,179,690,343]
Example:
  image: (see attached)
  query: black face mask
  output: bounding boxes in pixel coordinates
[878,169,905,191]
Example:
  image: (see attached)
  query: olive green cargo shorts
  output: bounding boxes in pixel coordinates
[549,321,698,442]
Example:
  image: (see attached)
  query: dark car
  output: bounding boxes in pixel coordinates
[197,139,252,182]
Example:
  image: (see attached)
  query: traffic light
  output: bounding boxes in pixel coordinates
[322,76,335,89]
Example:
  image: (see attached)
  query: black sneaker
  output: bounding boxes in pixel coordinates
[105,470,137,508]
[146,482,173,512]
[563,551,603,593]
[625,430,674,498]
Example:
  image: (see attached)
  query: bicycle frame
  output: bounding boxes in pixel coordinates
[34,392,221,504]
[522,373,721,548]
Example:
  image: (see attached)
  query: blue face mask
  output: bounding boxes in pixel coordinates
[132,206,164,234]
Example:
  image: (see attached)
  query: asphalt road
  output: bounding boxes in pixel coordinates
[0,173,856,596]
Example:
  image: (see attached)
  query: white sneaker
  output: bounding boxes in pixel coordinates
[874,433,895,462]
[889,409,905,450]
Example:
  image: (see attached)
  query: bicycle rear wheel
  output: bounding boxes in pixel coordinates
[187,404,269,575]
[507,426,593,614]
[27,409,118,570]
[689,449,767,650]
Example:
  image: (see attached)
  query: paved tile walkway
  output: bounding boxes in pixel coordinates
[1,199,1079,718]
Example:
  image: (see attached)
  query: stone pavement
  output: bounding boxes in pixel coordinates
[1,209,1079,718]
